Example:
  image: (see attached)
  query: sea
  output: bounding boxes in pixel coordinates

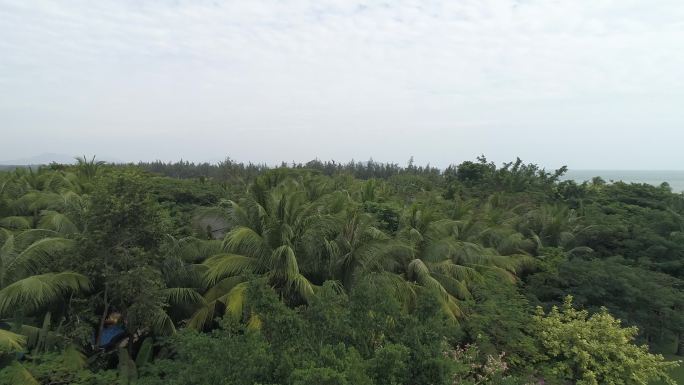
[563,170,684,193]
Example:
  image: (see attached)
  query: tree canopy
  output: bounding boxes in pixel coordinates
[0,157,681,384]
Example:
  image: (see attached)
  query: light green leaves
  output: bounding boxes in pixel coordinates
[533,296,680,385]
[0,328,26,352]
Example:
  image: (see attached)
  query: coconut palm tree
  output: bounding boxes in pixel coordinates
[0,225,89,384]
[152,236,214,332]
[0,230,90,318]
[517,203,593,253]
[75,155,106,181]
[0,177,91,359]
[189,178,341,329]
[393,206,532,320]
[320,209,396,288]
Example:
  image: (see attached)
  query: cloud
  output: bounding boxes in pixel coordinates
[1,0,683,168]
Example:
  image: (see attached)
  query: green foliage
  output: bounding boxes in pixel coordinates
[138,329,273,385]
[526,257,684,346]
[117,348,137,385]
[135,337,154,369]
[365,343,410,385]
[2,351,115,385]
[533,296,679,385]
[291,344,373,385]
[84,169,170,252]
[463,273,539,371]
[2,158,683,385]
[0,362,39,385]
[139,280,460,385]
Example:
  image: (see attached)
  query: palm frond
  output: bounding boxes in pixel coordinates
[193,280,250,328]
[61,190,85,209]
[361,272,417,311]
[470,264,517,283]
[61,344,87,371]
[408,228,424,244]
[0,272,90,316]
[567,246,594,257]
[290,273,315,302]
[430,260,480,282]
[222,282,248,319]
[407,259,464,319]
[0,216,32,230]
[507,254,540,273]
[16,324,50,350]
[6,237,75,278]
[187,302,218,330]
[432,273,472,300]
[355,240,405,273]
[150,310,176,335]
[14,229,60,249]
[0,228,13,244]
[269,245,300,284]
[203,276,248,303]
[1,234,16,263]
[222,226,271,259]
[14,192,64,214]
[1,362,39,385]
[0,328,26,351]
[407,259,445,294]
[442,293,463,320]
[203,254,259,285]
[163,287,205,306]
[177,238,223,263]
[364,225,390,241]
[38,211,78,235]
[530,230,543,251]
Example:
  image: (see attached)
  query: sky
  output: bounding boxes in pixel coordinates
[1,0,683,169]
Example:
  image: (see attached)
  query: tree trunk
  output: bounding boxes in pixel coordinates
[95,286,109,347]
[677,332,684,356]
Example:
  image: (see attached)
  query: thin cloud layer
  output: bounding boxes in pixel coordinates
[1,0,683,168]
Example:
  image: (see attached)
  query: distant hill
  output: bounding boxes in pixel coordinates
[0,153,122,166]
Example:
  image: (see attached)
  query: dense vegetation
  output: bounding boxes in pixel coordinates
[0,156,682,384]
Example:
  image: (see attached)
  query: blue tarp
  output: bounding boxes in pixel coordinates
[96,325,125,348]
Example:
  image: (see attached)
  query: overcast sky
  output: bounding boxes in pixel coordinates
[1,0,683,169]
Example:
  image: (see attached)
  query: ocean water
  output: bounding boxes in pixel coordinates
[563,170,684,193]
